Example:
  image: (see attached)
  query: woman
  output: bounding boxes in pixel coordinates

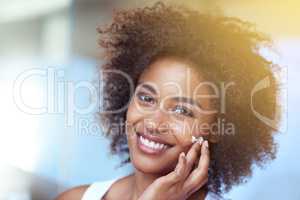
[56,2,281,200]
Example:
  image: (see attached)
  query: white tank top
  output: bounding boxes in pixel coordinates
[81,177,224,200]
[81,179,117,200]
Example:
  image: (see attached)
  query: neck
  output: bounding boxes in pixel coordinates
[131,169,159,199]
[130,169,207,200]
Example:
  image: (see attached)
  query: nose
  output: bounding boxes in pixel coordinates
[144,108,170,135]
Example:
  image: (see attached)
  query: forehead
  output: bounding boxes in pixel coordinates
[138,57,211,97]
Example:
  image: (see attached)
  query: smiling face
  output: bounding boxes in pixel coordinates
[126,56,216,175]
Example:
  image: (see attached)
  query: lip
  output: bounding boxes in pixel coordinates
[137,131,173,146]
[135,131,173,155]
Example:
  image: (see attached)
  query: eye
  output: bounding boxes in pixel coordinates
[136,92,156,105]
[172,105,194,117]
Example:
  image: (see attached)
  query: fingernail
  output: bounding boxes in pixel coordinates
[180,152,185,160]
[197,140,202,146]
[198,137,204,145]
[204,140,209,148]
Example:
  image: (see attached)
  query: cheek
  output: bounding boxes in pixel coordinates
[126,100,141,123]
[171,119,200,147]
[126,101,145,144]
[126,106,137,140]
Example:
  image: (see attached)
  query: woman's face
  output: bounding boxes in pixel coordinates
[126,56,216,175]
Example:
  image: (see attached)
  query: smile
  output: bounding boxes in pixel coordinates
[136,132,172,155]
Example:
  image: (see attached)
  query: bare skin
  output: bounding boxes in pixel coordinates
[56,56,215,200]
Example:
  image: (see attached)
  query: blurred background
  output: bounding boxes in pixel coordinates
[0,0,298,199]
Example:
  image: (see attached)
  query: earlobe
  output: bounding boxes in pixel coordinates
[208,134,220,143]
[200,129,220,144]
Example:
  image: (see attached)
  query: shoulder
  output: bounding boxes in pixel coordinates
[55,185,89,200]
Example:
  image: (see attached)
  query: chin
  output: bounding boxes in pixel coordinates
[127,131,180,175]
[130,152,175,175]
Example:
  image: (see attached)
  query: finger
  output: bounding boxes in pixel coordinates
[185,141,202,176]
[175,152,187,178]
[183,140,210,194]
[158,152,187,187]
[198,140,210,170]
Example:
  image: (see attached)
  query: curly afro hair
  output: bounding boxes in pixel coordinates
[97,1,282,195]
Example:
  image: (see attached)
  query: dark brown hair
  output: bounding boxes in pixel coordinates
[97,1,282,195]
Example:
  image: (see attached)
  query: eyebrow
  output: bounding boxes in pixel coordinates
[138,82,158,95]
[171,96,202,109]
[137,82,202,109]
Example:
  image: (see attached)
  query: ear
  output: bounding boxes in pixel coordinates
[207,132,220,143]
[197,130,219,143]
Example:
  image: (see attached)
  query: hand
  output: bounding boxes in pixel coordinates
[138,140,210,200]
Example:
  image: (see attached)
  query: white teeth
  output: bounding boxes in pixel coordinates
[139,135,167,150]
